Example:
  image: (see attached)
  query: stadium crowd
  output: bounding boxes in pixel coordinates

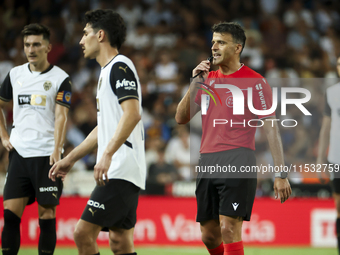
[0,0,339,196]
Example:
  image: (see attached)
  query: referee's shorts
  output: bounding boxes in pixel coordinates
[196,148,257,222]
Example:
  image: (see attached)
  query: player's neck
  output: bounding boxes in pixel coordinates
[96,45,119,67]
[219,59,242,75]
[29,60,50,72]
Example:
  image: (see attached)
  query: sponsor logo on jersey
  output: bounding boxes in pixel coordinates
[18,94,46,106]
[87,200,105,210]
[116,79,136,90]
[39,186,58,192]
[43,81,52,91]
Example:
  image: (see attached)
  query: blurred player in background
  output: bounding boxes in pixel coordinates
[0,24,71,255]
[49,10,145,255]
[317,55,340,255]
[176,22,291,255]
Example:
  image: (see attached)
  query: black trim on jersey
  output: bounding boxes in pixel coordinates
[27,64,54,74]
[124,141,133,149]
[109,62,139,104]
[103,54,121,69]
[0,73,13,101]
[56,77,72,108]
[324,93,331,116]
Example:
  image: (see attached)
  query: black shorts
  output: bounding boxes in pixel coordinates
[81,179,140,231]
[3,150,63,206]
[196,148,257,222]
[329,162,340,193]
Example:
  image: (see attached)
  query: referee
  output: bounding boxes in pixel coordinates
[1,24,71,255]
[176,22,291,255]
[317,55,340,255]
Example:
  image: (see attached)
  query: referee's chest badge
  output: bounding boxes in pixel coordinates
[98,78,102,90]
[43,81,52,91]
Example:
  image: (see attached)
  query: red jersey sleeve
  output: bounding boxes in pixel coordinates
[252,78,276,119]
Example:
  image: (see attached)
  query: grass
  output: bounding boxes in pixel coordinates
[17,247,337,255]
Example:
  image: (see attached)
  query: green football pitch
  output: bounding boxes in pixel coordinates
[17,247,337,255]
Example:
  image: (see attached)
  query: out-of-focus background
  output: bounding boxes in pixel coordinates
[0,0,339,251]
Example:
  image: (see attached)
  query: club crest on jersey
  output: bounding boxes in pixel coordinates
[65,92,71,102]
[43,81,52,91]
[98,78,102,90]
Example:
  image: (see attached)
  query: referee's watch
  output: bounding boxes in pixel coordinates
[275,171,288,179]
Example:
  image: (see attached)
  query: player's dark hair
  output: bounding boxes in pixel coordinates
[21,24,50,41]
[84,9,126,50]
[212,22,246,55]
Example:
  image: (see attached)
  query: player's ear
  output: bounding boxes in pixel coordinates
[97,29,105,42]
[46,43,52,53]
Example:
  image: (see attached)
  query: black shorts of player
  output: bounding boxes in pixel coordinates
[3,149,63,206]
[196,148,257,222]
[329,161,340,194]
[81,179,140,231]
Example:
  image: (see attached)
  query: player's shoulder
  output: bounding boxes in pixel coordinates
[50,65,69,79]
[111,54,136,71]
[9,63,29,77]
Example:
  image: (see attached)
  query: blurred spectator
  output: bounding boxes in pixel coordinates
[148,145,179,185]
[165,125,200,181]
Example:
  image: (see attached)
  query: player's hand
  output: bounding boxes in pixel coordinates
[274,178,292,203]
[49,149,61,166]
[48,157,74,182]
[192,60,211,79]
[94,152,111,186]
[1,135,13,152]
[316,159,330,184]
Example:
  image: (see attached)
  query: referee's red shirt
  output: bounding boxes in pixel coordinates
[195,65,275,153]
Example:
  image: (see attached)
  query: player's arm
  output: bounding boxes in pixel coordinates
[175,60,210,124]
[0,99,12,151]
[317,115,331,164]
[316,92,332,182]
[50,104,68,165]
[94,98,141,186]
[263,117,292,203]
[50,77,72,165]
[49,126,98,181]
[0,73,13,151]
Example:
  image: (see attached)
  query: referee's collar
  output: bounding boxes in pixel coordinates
[27,64,54,74]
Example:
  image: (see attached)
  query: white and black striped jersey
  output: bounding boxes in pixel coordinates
[324,83,340,164]
[96,54,146,190]
[0,63,72,158]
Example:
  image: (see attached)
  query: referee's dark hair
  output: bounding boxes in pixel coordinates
[84,9,126,50]
[21,24,50,41]
[212,22,246,55]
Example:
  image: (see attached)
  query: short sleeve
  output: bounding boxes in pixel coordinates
[0,73,13,102]
[252,78,276,119]
[110,62,139,104]
[56,77,72,108]
[324,93,331,116]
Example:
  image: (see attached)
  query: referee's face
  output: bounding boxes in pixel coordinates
[23,35,50,67]
[80,23,100,59]
[211,32,241,65]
